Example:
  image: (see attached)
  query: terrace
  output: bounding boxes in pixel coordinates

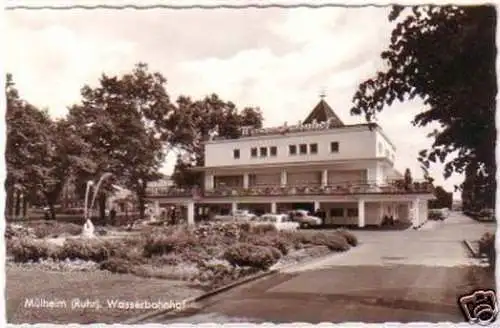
[145,180,434,198]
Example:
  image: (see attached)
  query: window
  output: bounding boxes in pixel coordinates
[330,208,344,217]
[310,143,318,154]
[299,144,308,154]
[270,146,277,156]
[289,145,297,155]
[250,147,258,157]
[233,149,240,159]
[330,142,339,153]
[346,208,359,217]
[260,147,268,157]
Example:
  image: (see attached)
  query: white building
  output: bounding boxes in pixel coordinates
[146,99,434,228]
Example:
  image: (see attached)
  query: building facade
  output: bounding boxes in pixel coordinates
[146,99,434,228]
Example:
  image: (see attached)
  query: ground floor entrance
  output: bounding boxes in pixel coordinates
[147,194,433,228]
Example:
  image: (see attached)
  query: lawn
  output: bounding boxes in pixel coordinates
[6,267,204,324]
[6,220,360,323]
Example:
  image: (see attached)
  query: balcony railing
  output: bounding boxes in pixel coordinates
[146,180,434,198]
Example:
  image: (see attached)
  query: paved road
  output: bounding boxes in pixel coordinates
[151,212,496,323]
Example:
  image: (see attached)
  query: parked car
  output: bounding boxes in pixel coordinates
[289,209,323,228]
[428,209,446,221]
[257,213,300,231]
[213,209,257,222]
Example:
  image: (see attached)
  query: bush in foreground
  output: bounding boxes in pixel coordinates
[335,229,358,247]
[100,258,135,274]
[143,228,197,257]
[56,238,124,262]
[310,232,350,251]
[8,238,58,262]
[223,243,281,270]
[240,233,293,255]
[279,230,354,251]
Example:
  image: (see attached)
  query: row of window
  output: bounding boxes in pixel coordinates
[289,141,339,156]
[234,146,278,159]
[233,142,340,159]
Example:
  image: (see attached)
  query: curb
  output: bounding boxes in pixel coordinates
[463,239,481,258]
[122,268,278,324]
[123,248,349,324]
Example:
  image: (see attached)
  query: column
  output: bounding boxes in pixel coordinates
[271,202,277,214]
[154,200,160,217]
[321,169,328,187]
[358,199,365,227]
[186,201,195,226]
[413,198,420,227]
[314,201,320,211]
[231,202,238,213]
[243,173,249,189]
[205,173,214,190]
[280,170,287,187]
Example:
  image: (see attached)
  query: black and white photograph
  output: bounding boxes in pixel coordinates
[4,1,497,325]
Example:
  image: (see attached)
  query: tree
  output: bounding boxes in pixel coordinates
[429,186,453,209]
[5,73,29,216]
[461,163,494,211]
[171,154,202,188]
[240,107,264,128]
[68,63,186,221]
[351,5,496,209]
[171,94,264,187]
[5,74,92,219]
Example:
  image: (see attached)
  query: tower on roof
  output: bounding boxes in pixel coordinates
[303,95,344,127]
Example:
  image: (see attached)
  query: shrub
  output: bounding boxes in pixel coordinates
[278,231,308,249]
[56,238,122,262]
[9,238,58,262]
[479,232,496,268]
[241,233,292,255]
[281,231,351,252]
[310,232,350,251]
[335,229,358,246]
[143,228,197,257]
[5,224,37,239]
[100,258,135,274]
[223,243,281,270]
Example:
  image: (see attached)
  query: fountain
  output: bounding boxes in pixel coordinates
[81,173,113,238]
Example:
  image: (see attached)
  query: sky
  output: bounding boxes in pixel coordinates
[5,6,464,198]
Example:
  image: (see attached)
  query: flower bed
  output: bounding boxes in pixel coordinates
[6,222,359,289]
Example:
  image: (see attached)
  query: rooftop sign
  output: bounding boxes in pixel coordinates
[240,118,336,138]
